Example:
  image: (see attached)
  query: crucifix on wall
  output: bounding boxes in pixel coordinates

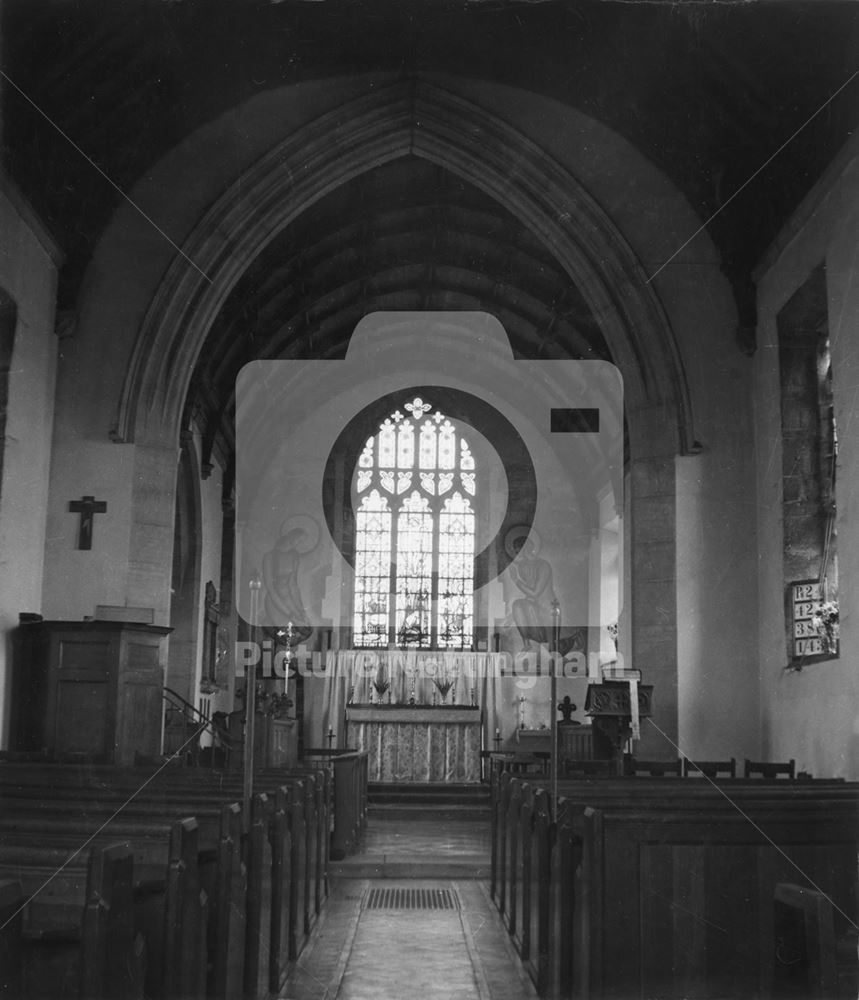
[68,495,107,550]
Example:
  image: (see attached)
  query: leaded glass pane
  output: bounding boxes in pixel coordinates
[419,421,437,469]
[359,438,374,468]
[397,471,412,494]
[378,419,396,468]
[438,419,456,469]
[353,490,391,646]
[437,493,475,648]
[396,492,433,647]
[397,420,414,468]
[352,397,477,649]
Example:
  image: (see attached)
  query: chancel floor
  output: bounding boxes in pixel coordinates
[283,816,534,1000]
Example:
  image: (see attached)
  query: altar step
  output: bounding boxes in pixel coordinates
[368,782,490,820]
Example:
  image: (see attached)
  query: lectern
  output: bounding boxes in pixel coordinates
[585,679,653,775]
[12,619,170,764]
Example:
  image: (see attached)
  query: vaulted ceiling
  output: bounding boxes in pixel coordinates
[3,0,858,472]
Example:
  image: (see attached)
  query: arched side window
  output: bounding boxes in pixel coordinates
[353,396,476,648]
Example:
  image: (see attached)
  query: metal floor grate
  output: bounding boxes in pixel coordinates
[365,887,458,911]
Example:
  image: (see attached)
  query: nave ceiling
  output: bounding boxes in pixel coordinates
[3,0,858,473]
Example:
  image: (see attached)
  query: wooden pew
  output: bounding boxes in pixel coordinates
[492,774,859,999]
[0,801,240,999]
[301,750,368,859]
[0,878,23,998]
[0,760,343,994]
[562,792,858,999]
[209,803,245,1000]
[2,844,147,1000]
[0,762,328,939]
[80,843,147,1000]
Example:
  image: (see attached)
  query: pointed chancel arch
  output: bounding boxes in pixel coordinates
[117,79,694,453]
[104,77,711,753]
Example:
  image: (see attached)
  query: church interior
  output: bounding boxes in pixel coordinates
[0,1,858,998]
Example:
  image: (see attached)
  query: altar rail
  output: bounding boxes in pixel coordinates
[491,772,859,999]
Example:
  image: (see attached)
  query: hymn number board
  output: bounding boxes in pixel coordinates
[791,581,823,658]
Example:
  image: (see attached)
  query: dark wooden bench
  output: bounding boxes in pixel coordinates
[0,820,202,1000]
[491,772,859,999]
[746,758,796,780]
[301,750,368,859]
[0,762,331,948]
[0,762,336,996]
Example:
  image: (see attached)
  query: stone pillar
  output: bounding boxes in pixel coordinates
[627,404,679,759]
[126,441,180,626]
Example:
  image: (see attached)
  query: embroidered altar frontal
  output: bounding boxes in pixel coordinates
[345,706,481,782]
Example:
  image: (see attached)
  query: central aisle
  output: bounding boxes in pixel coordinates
[281,810,536,999]
[280,880,538,1000]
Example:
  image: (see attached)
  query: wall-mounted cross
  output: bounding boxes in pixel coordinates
[68,495,107,550]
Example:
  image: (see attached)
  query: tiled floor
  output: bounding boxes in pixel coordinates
[281,816,536,1000]
[331,815,491,879]
[280,880,537,1000]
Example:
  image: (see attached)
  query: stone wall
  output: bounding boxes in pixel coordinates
[755,136,859,779]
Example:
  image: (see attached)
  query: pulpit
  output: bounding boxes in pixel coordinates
[12,619,170,764]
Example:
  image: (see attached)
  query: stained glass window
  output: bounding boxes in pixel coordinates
[352,397,477,648]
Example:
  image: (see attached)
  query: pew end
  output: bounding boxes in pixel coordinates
[773,882,858,1000]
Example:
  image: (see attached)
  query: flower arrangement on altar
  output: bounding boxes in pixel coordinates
[811,600,839,654]
[371,663,390,703]
[432,659,458,703]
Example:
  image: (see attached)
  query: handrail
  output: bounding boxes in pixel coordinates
[163,685,218,734]
[162,686,239,765]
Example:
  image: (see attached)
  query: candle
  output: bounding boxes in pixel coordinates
[495,728,500,738]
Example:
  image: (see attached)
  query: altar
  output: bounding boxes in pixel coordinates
[345,705,482,783]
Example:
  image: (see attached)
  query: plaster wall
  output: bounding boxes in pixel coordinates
[0,180,59,746]
[667,272,760,762]
[755,142,859,779]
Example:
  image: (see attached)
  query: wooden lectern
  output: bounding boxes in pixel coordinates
[585,680,653,776]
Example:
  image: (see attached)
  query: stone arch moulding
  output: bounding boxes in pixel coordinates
[115,76,696,455]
